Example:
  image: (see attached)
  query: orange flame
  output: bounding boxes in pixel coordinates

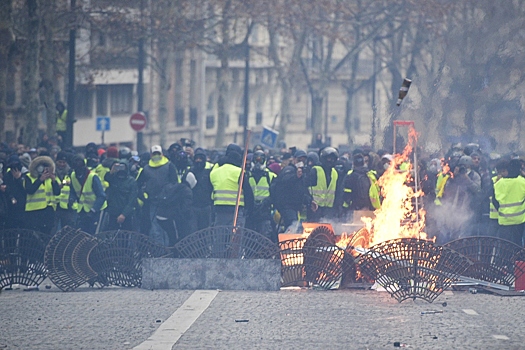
[364,127,428,246]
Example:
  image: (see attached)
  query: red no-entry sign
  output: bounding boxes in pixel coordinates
[130,112,147,132]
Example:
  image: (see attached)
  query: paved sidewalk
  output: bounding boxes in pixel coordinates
[1,285,525,349]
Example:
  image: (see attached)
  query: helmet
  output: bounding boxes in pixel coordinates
[253,150,266,165]
[319,147,339,167]
[119,147,131,160]
[226,143,242,157]
[464,143,480,156]
[457,155,473,167]
[294,149,307,160]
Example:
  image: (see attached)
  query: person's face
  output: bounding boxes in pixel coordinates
[151,152,162,161]
[296,167,303,178]
[295,156,307,165]
[56,159,67,169]
[471,155,480,167]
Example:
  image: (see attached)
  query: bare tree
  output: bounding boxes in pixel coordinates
[22,0,41,146]
[40,0,57,138]
[0,0,13,142]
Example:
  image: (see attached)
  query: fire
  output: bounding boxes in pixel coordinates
[365,127,428,246]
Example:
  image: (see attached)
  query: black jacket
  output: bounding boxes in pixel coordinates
[183,167,213,208]
[137,158,179,203]
[343,166,374,211]
[105,169,138,217]
[272,165,312,212]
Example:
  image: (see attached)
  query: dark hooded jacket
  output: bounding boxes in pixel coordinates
[271,164,312,212]
[104,160,138,217]
[137,155,179,203]
[184,149,213,208]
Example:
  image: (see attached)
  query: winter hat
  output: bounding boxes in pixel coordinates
[106,146,119,159]
[268,162,281,175]
[56,151,69,162]
[19,153,31,169]
[194,148,207,161]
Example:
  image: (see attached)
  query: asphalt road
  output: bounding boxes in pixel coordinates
[1,284,524,350]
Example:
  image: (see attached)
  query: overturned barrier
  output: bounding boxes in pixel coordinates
[444,236,523,287]
[0,229,50,290]
[357,238,472,302]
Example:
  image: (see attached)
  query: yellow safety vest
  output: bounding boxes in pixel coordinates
[94,164,110,189]
[56,174,78,210]
[435,172,450,206]
[25,175,56,211]
[56,109,67,132]
[249,170,275,203]
[71,171,107,213]
[210,163,244,206]
[310,166,338,208]
[494,176,525,226]
[343,170,381,209]
[489,176,499,220]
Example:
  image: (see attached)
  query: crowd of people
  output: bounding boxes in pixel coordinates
[0,137,524,248]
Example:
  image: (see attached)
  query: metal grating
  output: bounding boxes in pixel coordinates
[307,225,336,244]
[358,238,472,302]
[89,230,172,288]
[279,238,355,290]
[444,236,523,287]
[279,238,307,288]
[0,229,50,290]
[174,226,279,259]
[348,227,371,249]
[44,226,98,292]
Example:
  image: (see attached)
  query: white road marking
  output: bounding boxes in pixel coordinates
[133,290,219,350]
[462,309,479,315]
[492,335,510,340]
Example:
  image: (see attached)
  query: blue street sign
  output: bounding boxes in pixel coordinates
[260,126,279,149]
[96,116,110,131]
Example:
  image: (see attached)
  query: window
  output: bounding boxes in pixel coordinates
[238,113,244,127]
[189,60,197,126]
[110,84,133,114]
[206,115,215,129]
[176,108,184,127]
[75,85,93,118]
[255,95,263,125]
[6,90,15,106]
[190,107,197,126]
[96,85,108,116]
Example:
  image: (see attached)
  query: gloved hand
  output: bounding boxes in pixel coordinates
[88,208,99,221]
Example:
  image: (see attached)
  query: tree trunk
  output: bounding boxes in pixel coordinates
[215,60,229,148]
[277,79,290,142]
[40,0,56,138]
[0,0,13,142]
[310,91,324,145]
[22,0,41,147]
[214,3,231,148]
[344,87,353,146]
[157,43,172,148]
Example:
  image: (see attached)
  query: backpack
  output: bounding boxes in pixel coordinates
[354,171,372,205]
